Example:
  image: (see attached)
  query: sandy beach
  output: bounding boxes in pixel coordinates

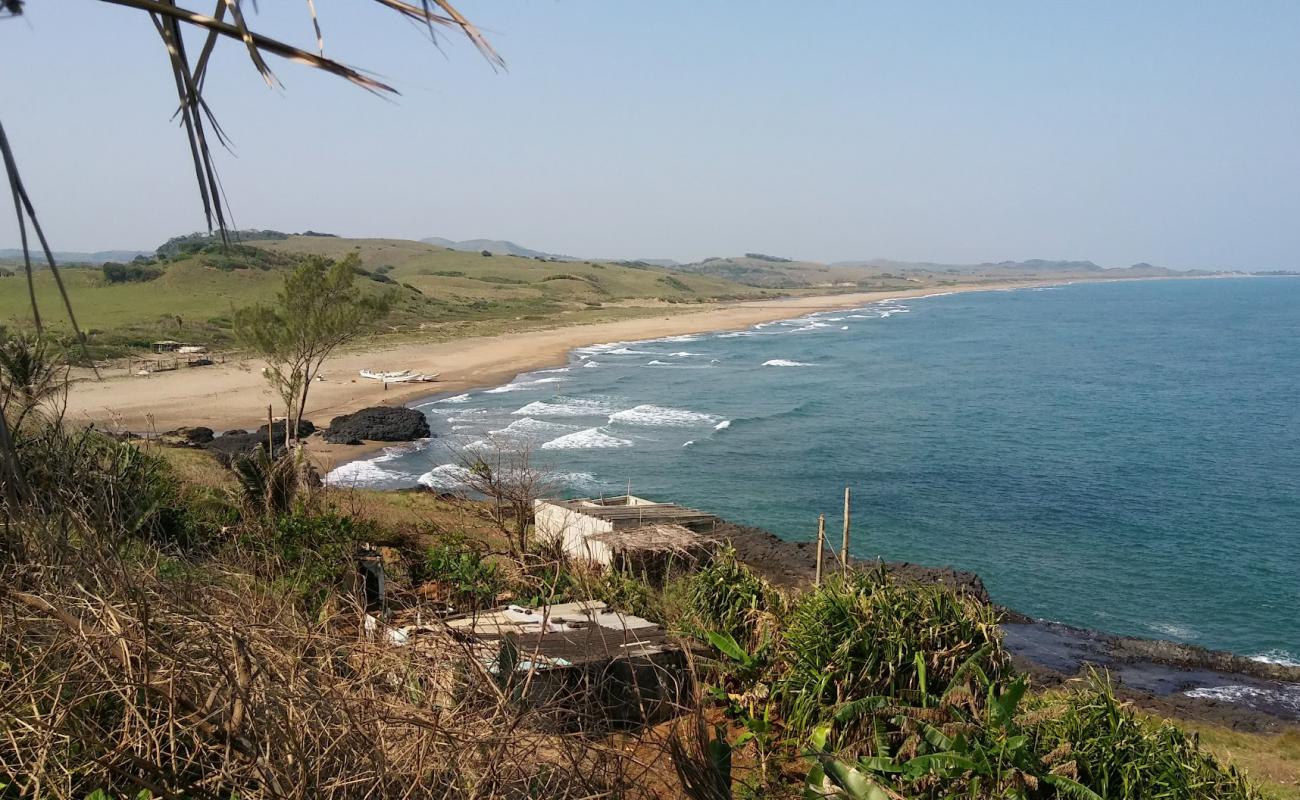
[64,280,1061,448]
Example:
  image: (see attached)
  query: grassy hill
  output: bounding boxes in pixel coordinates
[0,236,773,357]
[675,254,1200,288]
[672,254,923,289]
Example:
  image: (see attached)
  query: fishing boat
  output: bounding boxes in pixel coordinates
[360,369,440,383]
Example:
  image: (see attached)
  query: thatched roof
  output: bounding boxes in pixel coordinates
[587,523,718,555]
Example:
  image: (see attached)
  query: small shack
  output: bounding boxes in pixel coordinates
[150,340,183,353]
[534,495,720,570]
[443,600,691,729]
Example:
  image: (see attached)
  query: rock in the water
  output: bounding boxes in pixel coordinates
[324,406,430,444]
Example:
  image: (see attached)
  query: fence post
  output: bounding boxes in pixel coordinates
[841,486,851,574]
[815,514,825,586]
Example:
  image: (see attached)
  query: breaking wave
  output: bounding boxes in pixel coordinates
[608,404,718,427]
[541,428,634,450]
[763,359,814,367]
[513,399,612,417]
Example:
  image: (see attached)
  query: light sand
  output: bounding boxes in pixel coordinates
[64,281,1061,443]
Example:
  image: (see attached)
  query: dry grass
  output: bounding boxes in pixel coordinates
[1185,725,1300,800]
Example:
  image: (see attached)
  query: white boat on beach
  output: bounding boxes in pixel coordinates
[360,369,440,384]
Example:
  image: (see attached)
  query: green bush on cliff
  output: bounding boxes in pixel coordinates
[780,567,1008,740]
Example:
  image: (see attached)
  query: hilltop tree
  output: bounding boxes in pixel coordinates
[235,254,391,447]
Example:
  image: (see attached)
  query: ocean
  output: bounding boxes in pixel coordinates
[330,277,1300,664]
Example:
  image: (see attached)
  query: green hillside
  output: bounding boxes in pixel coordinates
[0,236,773,357]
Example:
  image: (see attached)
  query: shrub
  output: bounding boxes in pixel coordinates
[239,509,369,610]
[779,569,1008,738]
[1027,674,1260,799]
[13,426,191,549]
[684,547,781,647]
[657,275,692,292]
[101,262,162,283]
[421,540,504,610]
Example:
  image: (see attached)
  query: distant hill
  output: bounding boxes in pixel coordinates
[421,236,577,261]
[677,255,1201,288]
[671,255,840,288]
[0,248,152,265]
[830,258,1205,277]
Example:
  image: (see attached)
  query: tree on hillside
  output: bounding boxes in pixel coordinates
[453,441,557,556]
[235,254,391,448]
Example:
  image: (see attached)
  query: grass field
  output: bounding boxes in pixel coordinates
[0,236,775,356]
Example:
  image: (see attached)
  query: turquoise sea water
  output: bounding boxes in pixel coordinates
[331,278,1300,663]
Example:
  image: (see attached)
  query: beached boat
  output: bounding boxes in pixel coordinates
[359,369,439,383]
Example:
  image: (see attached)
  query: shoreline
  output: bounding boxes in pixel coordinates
[64,277,1076,464]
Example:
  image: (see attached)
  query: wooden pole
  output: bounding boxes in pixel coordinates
[841,486,851,574]
[815,514,825,586]
[267,404,274,453]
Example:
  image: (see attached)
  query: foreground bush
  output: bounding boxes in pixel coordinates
[684,547,783,648]
[1026,676,1259,799]
[780,568,1008,739]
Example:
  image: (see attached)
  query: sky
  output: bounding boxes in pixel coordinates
[2,2,1298,269]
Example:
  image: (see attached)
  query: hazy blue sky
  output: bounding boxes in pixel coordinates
[2,2,1298,268]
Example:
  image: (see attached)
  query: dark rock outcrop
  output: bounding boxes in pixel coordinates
[716,521,989,601]
[256,419,316,441]
[203,432,286,465]
[157,426,214,447]
[323,406,430,445]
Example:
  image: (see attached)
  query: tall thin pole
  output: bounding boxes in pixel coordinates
[841,486,851,575]
[815,514,825,586]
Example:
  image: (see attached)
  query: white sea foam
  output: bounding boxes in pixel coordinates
[1149,621,1199,640]
[1252,650,1300,668]
[418,463,474,490]
[325,456,420,487]
[536,367,571,374]
[488,418,576,439]
[763,359,814,367]
[541,428,634,450]
[658,334,702,343]
[841,326,849,330]
[670,351,702,357]
[513,399,612,417]
[582,361,600,368]
[610,347,656,355]
[682,440,694,447]
[484,382,534,393]
[714,420,731,431]
[608,404,718,427]
[647,360,671,366]
[1184,685,1300,713]
[437,393,472,403]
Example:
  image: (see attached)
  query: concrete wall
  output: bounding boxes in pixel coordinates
[534,501,616,566]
